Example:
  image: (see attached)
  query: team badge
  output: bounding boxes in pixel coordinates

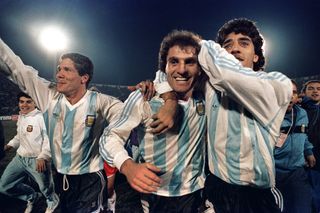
[85,115,96,127]
[26,125,33,132]
[196,100,205,116]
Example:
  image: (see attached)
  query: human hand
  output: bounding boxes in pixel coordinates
[120,159,162,193]
[36,159,47,173]
[306,155,316,168]
[4,144,13,151]
[127,80,155,101]
[151,99,178,134]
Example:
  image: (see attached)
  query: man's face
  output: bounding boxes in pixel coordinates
[166,45,200,99]
[287,83,298,112]
[222,32,259,69]
[305,82,320,103]
[19,96,36,115]
[56,58,88,96]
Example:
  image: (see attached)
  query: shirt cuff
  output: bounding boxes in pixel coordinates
[113,150,132,170]
[154,82,172,95]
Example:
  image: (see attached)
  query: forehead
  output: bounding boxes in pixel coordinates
[59,58,76,68]
[19,96,33,102]
[292,83,297,91]
[167,45,197,58]
[306,82,320,88]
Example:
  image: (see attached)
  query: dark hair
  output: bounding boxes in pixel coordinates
[60,53,94,88]
[216,18,265,71]
[291,79,298,90]
[301,80,320,93]
[158,30,202,72]
[17,92,31,102]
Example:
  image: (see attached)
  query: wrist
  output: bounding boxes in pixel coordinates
[120,159,134,175]
[160,92,177,102]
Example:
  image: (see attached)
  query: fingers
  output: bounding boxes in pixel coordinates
[130,177,158,193]
[129,166,161,193]
[128,80,155,101]
[152,126,170,135]
[145,81,155,101]
[150,118,168,135]
[127,85,137,91]
[36,160,46,173]
[150,113,173,134]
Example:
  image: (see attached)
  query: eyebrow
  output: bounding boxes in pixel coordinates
[167,56,197,61]
[223,37,252,46]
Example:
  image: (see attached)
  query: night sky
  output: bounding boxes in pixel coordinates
[0,0,319,86]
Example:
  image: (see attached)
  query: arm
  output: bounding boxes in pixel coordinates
[305,140,316,168]
[6,117,21,149]
[99,90,161,193]
[0,39,54,111]
[36,114,51,172]
[302,112,316,167]
[198,40,292,127]
[151,70,178,134]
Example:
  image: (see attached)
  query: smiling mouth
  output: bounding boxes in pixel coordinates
[174,77,190,81]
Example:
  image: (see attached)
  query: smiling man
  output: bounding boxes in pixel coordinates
[0,41,123,212]
[100,30,207,212]
[153,18,292,213]
[0,92,59,213]
[301,81,320,165]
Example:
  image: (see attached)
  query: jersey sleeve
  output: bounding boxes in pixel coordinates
[100,90,146,170]
[198,40,292,127]
[0,39,55,112]
[154,70,173,94]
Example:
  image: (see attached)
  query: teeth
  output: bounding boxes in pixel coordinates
[175,77,188,81]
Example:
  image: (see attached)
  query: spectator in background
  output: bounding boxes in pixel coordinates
[300,80,320,170]
[274,80,315,213]
[300,80,320,212]
[0,92,59,213]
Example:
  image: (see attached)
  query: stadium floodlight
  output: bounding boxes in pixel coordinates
[39,26,68,52]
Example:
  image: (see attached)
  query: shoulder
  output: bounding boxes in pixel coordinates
[295,105,307,115]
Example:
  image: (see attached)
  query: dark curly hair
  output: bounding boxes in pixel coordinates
[216,18,265,71]
[158,30,202,72]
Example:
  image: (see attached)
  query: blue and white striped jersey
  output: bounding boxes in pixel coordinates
[0,39,124,175]
[154,40,292,188]
[100,90,206,197]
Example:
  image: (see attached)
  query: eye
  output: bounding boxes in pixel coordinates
[239,41,250,47]
[222,43,232,50]
[168,58,178,65]
[185,58,197,66]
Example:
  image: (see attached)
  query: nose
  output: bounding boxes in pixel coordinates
[176,62,187,74]
[230,43,240,54]
[56,69,64,79]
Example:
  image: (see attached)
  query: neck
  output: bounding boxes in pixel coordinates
[65,88,87,105]
[176,89,193,101]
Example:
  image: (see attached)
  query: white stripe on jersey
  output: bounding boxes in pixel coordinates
[103,91,206,196]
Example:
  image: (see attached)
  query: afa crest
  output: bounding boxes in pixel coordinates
[26,125,33,132]
[85,115,96,127]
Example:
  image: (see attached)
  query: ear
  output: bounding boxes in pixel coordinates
[253,54,259,63]
[81,74,89,84]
